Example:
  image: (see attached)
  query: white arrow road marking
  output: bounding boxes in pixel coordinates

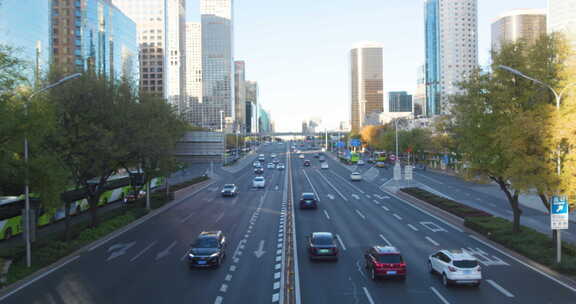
[254,240,266,258]
[155,241,177,261]
[420,222,447,233]
[107,242,136,261]
[352,194,360,200]
[327,194,335,200]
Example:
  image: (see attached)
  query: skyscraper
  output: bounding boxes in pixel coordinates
[0,0,51,84]
[425,0,478,116]
[548,0,576,50]
[389,92,413,113]
[245,80,258,133]
[201,0,235,130]
[112,0,186,107]
[51,0,138,79]
[414,65,427,116]
[185,22,202,126]
[350,42,384,133]
[234,61,246,132]
[492,9,546,53]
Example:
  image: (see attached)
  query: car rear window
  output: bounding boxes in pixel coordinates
[255,177,264,181]
[376,254,403,263]
[302,194,315,199]
[453,260,478,268]
[312,235,334,245]
[194,237,218,248]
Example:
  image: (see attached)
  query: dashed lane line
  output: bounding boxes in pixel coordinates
[336,234,347,251]
[323,210,331,220]
[316,170,349,201]
[393,213,403,220]
[302,169,321,202]
[408,224,419,231]
[131,241,157,262]
[430,287,450,304]
[487,280,515,298]
[381,205,390,212]
[214,296,223,304]
[355,209,366,220]
[379,234,392,246]
[425,236,439,246]
[362,287,375,304]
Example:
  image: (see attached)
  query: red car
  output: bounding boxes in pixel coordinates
[364,246,406,280]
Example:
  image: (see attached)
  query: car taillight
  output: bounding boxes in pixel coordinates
[476,266,481,272]
[448,266,457,272]
[399,263,406,269]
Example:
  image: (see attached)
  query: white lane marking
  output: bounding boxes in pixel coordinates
[233,257,239,263]
[469,235,576,293]
[180,212,195,223]
[276,249,282,255]
[220,284,228,293]
[274,272,281,279]
[131,241,157,262]
[316,170,349,201]
[336,234,347,251]
[415,173,445,184]
[272,293,280,302]
[276,256,282,262]
[374,194,384,199]
[464,247,509,266]
[302,169,321,201]
[215,211,225,223]
[214,296,224,304]
[366,194,372,198]
[393,213,403,220]
[372,199,380,205]
[487,279,515,297]
[379,234,392,246]
[430,287,450,304]
[0,255,80,301]
[180,252,188,261]
[275,263,282,270]
[323,210,331,220]
[408,224,419,231]
[329,171,365,193]
[425,236,439,246]
[383,190,464,232]
[273,281,280,290]
[420,221,447,233]
[355,209,366,220]
[229,265,236,272]
[381,205,390,211]
[155,241,177,261]
[288,151,301,304]
[327,194,335,200]
[352,194,360,200]
[362,287,375,304]
[225,274,232,281]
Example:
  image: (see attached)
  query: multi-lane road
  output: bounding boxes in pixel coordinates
[1,142,575,303]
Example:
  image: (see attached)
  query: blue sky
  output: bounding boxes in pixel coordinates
[187,0,546,131]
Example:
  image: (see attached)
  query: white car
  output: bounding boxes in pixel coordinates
[267,163,275,169]
[277,163,285,170]
[299,154,305,159]
[428,249,482,287]
[252,176,266,188]
[321,162,329,169]
[271,153,277,158]
[350,172,363,181]
[357,160,365,166]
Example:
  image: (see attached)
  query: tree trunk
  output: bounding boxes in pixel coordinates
[146,180,151,211]
[63,201,71,241]
[494,177,523,233]
[88,194,100,228]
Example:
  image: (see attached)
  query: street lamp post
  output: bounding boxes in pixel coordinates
[220,110,225,164]
[24,73,81,268]
[499,65,576,264]
[393,118,402,180]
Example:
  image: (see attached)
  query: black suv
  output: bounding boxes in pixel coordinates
[307,232,338,260]
[300,192,318,209]
[254,167,264,174]
[188,231,226,268]
[303,160,311,167]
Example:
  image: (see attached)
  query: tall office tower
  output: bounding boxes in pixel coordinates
[185,22,202,125]
[388,92,413,113]
[201,0,235,130]
[0,0,51,84]
[234,61,246,132]
[548,0,576,50]
[51,0,138,79]
[112,0,185,107]
[350,42,384,133]
[245,80,258,132]
[492,9,546,53]
[414,65,427,116]
[425,0,478,116]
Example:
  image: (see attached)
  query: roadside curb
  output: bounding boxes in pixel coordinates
[393,188,576,292]
[0,177,217,299]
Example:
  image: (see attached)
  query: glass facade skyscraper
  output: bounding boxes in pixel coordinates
[0,0,52,84]
[234,60,246,132]
[389,91,413,113]
[425,0,440,116]
[52,0,138,80]
[492,9,546,53]
[201,0,235,131]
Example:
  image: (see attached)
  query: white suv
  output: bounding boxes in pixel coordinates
[428,249,481,287]
[252,176,266,188]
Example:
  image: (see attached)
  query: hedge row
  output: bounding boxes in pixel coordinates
[400,187,492,218]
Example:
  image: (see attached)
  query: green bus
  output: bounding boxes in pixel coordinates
[0,174,164,240]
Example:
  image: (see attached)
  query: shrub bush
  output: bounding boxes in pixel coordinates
[400,187,492,218]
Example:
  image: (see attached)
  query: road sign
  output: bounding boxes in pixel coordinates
[551,196,569,230]
[336,141,345,148]
[350,139,361,147]
[404,165,413,181]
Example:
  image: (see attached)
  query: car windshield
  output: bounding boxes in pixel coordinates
[453,260,479,268]
[223,185,234,189]
[255,177,264,181]
[376,254,403,264]
[302,194,315,200]
[193,237,219,248]
[312,235,334,245]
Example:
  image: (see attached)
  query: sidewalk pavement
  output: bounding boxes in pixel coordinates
[326,151,357,172]
[220,150,258,174]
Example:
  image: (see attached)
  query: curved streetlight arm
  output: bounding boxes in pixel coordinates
[558,82,576,102]
[28,73,82,100]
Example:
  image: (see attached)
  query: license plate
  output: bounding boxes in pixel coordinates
[463,270,471,274]
[197,261,207,265]
[386,271,397,275]
[319,249,330,254]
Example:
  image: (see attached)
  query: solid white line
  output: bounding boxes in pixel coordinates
[486,279,515,297]
[131,241,157,262]
[430,287,450,304]
[323,210,331,220]
[415,172,445,184]
[329,171,365,193]
[355,209,366,220]
[425,236,439,246]
[362,287,375,304]
[316,170,349,201]
[289,151,301,304]
[379,234,392,246]
[383,190,464,233]
[408,224,419,231]
[302,169,321,202]
[393,213,403,220]
[0,255,80,301]
[336,234,347,251]
[469,235,576,293]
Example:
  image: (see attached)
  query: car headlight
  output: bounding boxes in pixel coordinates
[188,253,195,258]
[209,252,220,258]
